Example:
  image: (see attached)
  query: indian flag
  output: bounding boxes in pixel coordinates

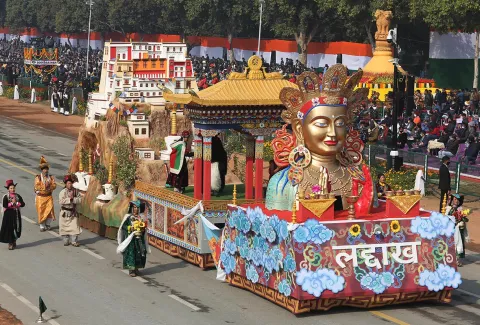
[429,31,479,88]
[169,140,185,175]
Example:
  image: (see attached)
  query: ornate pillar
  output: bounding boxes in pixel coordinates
[202,136,212,201]
[194,133,203,199]
[245,136,255,199]
[170,105,177,135]
[254,135,264,200]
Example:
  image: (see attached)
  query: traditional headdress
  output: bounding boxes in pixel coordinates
[39,156,49,170]
[4,179,17,189]
[279,64,368,125]
[128,200,145,213]
[181,130,190,138]
[63,174,77,185]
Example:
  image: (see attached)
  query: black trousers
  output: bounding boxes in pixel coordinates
[439,189,449,212]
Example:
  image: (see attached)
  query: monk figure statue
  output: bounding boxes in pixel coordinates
[265,65,373,212]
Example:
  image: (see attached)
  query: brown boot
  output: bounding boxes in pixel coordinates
[8,244,13,250]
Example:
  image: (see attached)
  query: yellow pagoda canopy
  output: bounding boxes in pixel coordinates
[164,55,297,107]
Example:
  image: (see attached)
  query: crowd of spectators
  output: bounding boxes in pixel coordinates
[191,55,321,89]
[356,89,480,165]
[0,37,102,86]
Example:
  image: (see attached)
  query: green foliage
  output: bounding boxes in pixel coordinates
[149,136,166,153]
[119,120,128,127]
[224,131,246,158]
[80,149,89,170]
[77,99,87,116]
[93,159,108,185]
[112,135,137,190]
[384,167,418,191]
[143,108,151,116]
[3,86,14,99]
[232,155,246,183]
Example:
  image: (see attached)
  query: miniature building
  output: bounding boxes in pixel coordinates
[85,41,195,128]
[127,113,149,139]
[135,148,155,160]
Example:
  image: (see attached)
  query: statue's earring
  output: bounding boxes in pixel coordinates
[287,145,311,186]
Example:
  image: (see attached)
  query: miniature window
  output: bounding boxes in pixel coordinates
[176,81,181,88]
[122,53,126,60]
[135,128,139,135]
[141,128,147,135]
[144,153,151,158]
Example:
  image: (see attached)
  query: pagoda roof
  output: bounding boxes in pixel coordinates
[164,55,297,107]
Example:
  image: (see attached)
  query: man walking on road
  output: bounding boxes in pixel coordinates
[439,156,451,212]
[34,156,56,231]
[59,174,83,246]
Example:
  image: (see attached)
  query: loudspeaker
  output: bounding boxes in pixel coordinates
[336,54,342,64]
[406,75,415,116]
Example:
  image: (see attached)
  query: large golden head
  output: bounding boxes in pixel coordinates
[279,65,367,157]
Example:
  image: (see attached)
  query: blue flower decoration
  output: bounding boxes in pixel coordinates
[269,247,283,264]
[419,264,462,291]
[220,251,236,274]
[238,213,252,234]
[235,233,248,248]
[239,243,250,259]
[267,229,276,243]
[283,254,296,272]
[252,248,264,266]
[360,272,395,294]
[263,255,276,273]
[277,220,289,241]
[296,268,345,297]
[411,213,455,239]
[246,264,259,283]
[293,226,310,243]
[247,207,267,233]
[253,235,268,252]
[223,238,237,255]
[293,220,333,244]
[278,279,292,297]
[269,215,280,233]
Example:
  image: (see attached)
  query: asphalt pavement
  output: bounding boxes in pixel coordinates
[1,116,480,325]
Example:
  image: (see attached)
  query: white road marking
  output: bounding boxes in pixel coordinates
[0,282,61,325]
[81,248,105,260]
[121,270,148,283]
[457,288,480,301]
[168,294,201,311]
[47,230,61,238]
[37,145,47,150]
[19,140,28,143]
[451,300,480,316]
[56,152,67,156]
[21,215,36,224]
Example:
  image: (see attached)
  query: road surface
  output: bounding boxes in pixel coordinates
[0,116,480,325]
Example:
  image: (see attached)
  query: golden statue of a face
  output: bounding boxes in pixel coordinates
[293,105,347,156]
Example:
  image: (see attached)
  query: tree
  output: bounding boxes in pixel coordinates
[54,0,88,46]
[263,0,336,65]
[36,0,57,32]
[5,0,37,32]
[410,0,480,87]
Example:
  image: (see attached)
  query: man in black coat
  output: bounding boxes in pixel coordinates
[211,135,228,195]
[439,156,451,212]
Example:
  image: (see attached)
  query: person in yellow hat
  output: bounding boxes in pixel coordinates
[34,156,56,231]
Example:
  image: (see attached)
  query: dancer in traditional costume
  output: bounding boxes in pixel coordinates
[211,134,228,195]
[0,180,25,250]
[117,200,150,277]
[31,88,36,103]
[59,175,82,246]
[0,82,3,96]
[52,88,59,112]
[375,173,392,199]
[34,156,56,231]
[62,89,70,115]
[58,88,65,114]
[166,131,193,193]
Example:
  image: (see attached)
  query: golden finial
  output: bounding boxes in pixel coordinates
[232,184,237,206]
[291,200,297,224]
[88,150,93,175]
[108,154,114,183]
[79,149,84,172]
[441,194,448,214]
[171,105,177,135]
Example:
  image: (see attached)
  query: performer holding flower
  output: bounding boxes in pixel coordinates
[376,173,392,199]
[446,193,469,266]
[117,200,150,277]
[0,180,25,250]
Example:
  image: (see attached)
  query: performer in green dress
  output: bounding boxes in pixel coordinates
[116,200,150,277]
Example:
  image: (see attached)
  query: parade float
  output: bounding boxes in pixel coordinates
[67,43,460,315]
[158,58,460,313]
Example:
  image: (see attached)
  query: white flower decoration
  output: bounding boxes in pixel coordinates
[297,111,304,119]
[312,97,320,106]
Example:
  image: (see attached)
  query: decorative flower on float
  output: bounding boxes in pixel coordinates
[293,219,334,244]
[296,268,345,298]
[359,271,395,294]
[411,212,455,239]
[390,220,401,233]
[220,251,236,275]
[246,264,259,283]
[418,264,462,291]
[278,279,292,297]
[349,224,361,237]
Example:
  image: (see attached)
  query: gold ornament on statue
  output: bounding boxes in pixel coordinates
[79,149,84,172]
[88,150,93,175]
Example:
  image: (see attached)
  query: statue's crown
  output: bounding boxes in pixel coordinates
[279,64,365,123]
